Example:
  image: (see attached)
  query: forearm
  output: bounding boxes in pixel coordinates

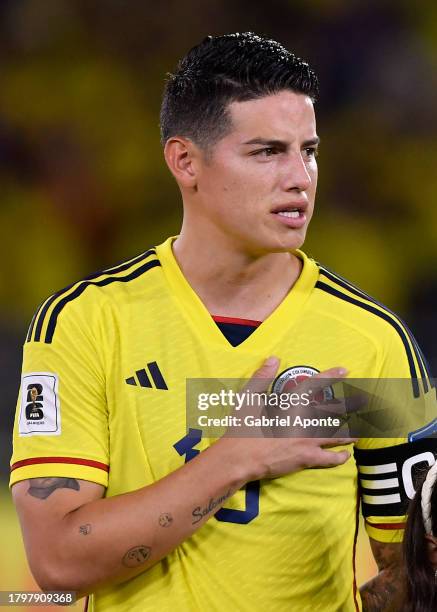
[360,565,405,612]
[25,439,249,593]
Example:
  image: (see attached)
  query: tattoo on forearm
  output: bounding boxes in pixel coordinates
[192,489,232,524]
[79,524,91,536]
[27,478,80,500]
[361,540,404,612]
[158,513,173,528]
[122,546,151,568]
[360,567,404,612]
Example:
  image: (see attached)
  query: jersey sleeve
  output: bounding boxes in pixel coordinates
[10,291,109,488]
[354,321,436,543]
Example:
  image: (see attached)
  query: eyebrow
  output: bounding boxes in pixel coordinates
[242,137,320,147]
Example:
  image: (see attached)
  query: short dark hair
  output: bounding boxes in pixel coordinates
[160,32,319,151]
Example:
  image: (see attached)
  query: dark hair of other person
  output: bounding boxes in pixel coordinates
[160,32,319,152]
[403,463,437,612]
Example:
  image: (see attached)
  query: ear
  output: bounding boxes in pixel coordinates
[164,137,200,189]
[425,534,437,569]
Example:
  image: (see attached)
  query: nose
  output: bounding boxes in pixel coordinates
[283,152,312,192]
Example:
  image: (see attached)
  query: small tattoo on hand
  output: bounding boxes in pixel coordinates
[79,524,91,535]
[158,513,173,528]
[122,545,151,568]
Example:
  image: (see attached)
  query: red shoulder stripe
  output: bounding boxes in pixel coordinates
[11,457,109,472]
[366,520,406,530]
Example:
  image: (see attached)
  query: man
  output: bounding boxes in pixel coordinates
[10,33,435,611]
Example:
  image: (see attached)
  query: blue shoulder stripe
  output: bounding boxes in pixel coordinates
[318,266,433,393]
[26,300,45,343]
[43,258,161,344]
[29,248,157,343]
[315,280,420,398]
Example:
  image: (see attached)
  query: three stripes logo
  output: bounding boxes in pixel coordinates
[125,362,168,390]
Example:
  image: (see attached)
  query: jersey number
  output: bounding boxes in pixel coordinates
[174,429,260,525]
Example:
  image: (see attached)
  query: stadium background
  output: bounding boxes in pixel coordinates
[0,1,436,609]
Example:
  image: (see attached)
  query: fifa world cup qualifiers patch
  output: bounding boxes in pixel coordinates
[355,438,437,517]
[19,373,61,436]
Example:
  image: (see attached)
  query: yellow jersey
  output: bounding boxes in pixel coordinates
[11,237,436,611]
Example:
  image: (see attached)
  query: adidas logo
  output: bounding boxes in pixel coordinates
[125,362,168,390]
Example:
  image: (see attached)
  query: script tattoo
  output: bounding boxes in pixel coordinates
[191,489,232,524]
[79,524,91,536]
[122,546,151,568]
[28,478,80,500]
[158,513,173,528]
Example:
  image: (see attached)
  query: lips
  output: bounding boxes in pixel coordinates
[277,210,300,218]
[271,201,308,215]
[271,202,308,229]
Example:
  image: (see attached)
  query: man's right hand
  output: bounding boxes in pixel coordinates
[219,356,357,481]
[12,355,356,597]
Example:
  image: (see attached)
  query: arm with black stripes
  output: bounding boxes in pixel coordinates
[11,296,355,595]
[355,318,436,611]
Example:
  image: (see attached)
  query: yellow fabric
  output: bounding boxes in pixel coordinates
[364,517,405,544]
[10,462,109,488]
[10,236,430,611]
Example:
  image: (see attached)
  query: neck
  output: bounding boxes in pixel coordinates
[172,224,302,320]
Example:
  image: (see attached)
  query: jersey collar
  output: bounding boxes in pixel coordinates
[155,236,319,353]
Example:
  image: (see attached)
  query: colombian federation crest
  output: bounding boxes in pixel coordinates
[272,365,335,403]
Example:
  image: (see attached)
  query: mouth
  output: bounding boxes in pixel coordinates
[271,202,308,228]
[276,210,301,219]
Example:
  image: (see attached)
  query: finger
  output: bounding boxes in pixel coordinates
[227,357,280,434]
[245,356,280,393]
[309,396,364,418]
[312,448,351,468]
[292,367,347,399]
[315,437,358,446]
[313,390,368,416]
[315,367,348,379]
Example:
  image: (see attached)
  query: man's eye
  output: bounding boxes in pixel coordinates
[256,147,277,157]
[304,147,318,158]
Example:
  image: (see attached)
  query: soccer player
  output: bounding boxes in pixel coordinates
[10,33,436,611]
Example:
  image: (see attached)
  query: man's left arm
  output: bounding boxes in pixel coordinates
[360,538,405,612]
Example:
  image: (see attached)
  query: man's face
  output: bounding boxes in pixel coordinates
[194,90,319,254]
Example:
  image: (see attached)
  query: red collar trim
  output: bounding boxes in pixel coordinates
[212,315,262,327]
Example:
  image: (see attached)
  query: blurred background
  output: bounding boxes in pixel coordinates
[1,0,436,608]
